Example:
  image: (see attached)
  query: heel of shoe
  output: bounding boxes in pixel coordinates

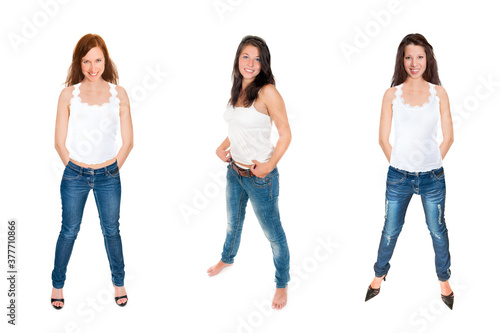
[441,292,454,310]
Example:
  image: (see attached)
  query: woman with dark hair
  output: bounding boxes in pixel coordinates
[51,34,133,309]
[365,33,455,309]
[207,35,291,310]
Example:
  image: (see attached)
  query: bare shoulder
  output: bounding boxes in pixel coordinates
[259,84,281,101]
[115,85,129,99]
[115,85,130,104]
[59,86,74,104]
[433,84,449,99]
[382,87,396,105]
[383,86,397,102]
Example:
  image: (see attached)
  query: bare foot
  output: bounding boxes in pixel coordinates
[440,280,453,296]
[207,260,232,277]
[114,285,127,305]
[272,287,287,310]
[369,274,386,289]
[51,287,64,309]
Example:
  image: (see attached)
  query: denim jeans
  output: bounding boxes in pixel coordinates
[221,163,290,288]
[52,160,125,288]
[374,166,451,281]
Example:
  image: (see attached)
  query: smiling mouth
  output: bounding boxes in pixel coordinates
[244,68,254,73]
[89,72,98,76]
[410,68,419,74]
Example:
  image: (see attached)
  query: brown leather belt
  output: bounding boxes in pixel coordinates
[231,161,255,177]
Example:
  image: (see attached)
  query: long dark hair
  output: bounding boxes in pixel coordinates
[65,33,118,87]
[230,35,275,107]
[391,33,440,87]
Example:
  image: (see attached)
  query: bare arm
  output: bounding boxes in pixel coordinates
[436,86,454,159]
[379,88,396,163]
[54,87,73,165]
[216,137,232,162]
[114,86,134,169]
[252,84,291,177]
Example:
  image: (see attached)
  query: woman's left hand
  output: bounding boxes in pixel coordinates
[251,160,274,178]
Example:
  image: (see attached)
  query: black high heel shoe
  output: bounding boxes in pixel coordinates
[51,298,64,310]
[441,292,454,310]
[51,288,64,310]
[114,286,128,307]
[365,273,387,302]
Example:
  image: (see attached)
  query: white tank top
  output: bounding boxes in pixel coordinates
[224,102,274,169]
[390,82,442,172]
[67,82,120,164]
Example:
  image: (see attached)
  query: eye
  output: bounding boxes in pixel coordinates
[418,55,424,59]
[97,59,102,62]
[83,60,88,63]
[255,58,260,62]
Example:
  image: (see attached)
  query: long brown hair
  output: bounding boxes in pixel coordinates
[391,33,440,87]
[65,34,118,87]
[230,35,275,107]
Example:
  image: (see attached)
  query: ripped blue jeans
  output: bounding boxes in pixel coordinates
[374,166,451,281]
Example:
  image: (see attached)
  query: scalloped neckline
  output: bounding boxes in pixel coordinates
[399,83,434,110]
[74,83,113,108]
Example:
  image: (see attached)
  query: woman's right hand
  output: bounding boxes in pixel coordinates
[216,147,231,162]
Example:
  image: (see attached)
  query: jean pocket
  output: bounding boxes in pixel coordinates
[108,167,120,178]
[433,168,445,180]
[251,174,271,188]
[387,168,406,185]
[62,166,82,180]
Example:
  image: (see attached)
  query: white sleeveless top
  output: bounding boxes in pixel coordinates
[224,103,274,169]
[67,82,121,164]
[390,82,442,172]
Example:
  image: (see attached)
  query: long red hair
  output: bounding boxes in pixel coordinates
[65,34,118,87]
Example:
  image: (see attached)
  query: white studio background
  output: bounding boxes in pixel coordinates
[0,0,499,332]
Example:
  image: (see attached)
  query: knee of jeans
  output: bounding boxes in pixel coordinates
[428,227,448,240]
[60,225,80,240]
[100,223,120,237]
[266,229,287,245]
[382,225,403,238]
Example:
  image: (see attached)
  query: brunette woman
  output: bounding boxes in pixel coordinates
[365,33,454,309]
[207,35,291,310]
[51,34,133,309]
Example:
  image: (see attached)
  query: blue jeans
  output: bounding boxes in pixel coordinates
[221,163,290,288]
[52,161,125,288]
[374,166,451,281]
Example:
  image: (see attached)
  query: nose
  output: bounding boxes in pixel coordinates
[248,58,254,67]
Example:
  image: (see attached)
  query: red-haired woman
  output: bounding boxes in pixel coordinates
[365,34,455,309]
[51,34,133,309]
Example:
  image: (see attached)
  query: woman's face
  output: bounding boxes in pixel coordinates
[238,44,261,82]
[81,47,105,82]
[403,44,426,80]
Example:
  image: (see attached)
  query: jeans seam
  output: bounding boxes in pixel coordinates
[227,187,246,258]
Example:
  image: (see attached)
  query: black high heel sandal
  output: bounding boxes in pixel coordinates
[365,273,388,302]
[115,295,128,307]
[441,292,454,310]
[114,286,128,307]
[51,298,64,310]
[51,288,64,310]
